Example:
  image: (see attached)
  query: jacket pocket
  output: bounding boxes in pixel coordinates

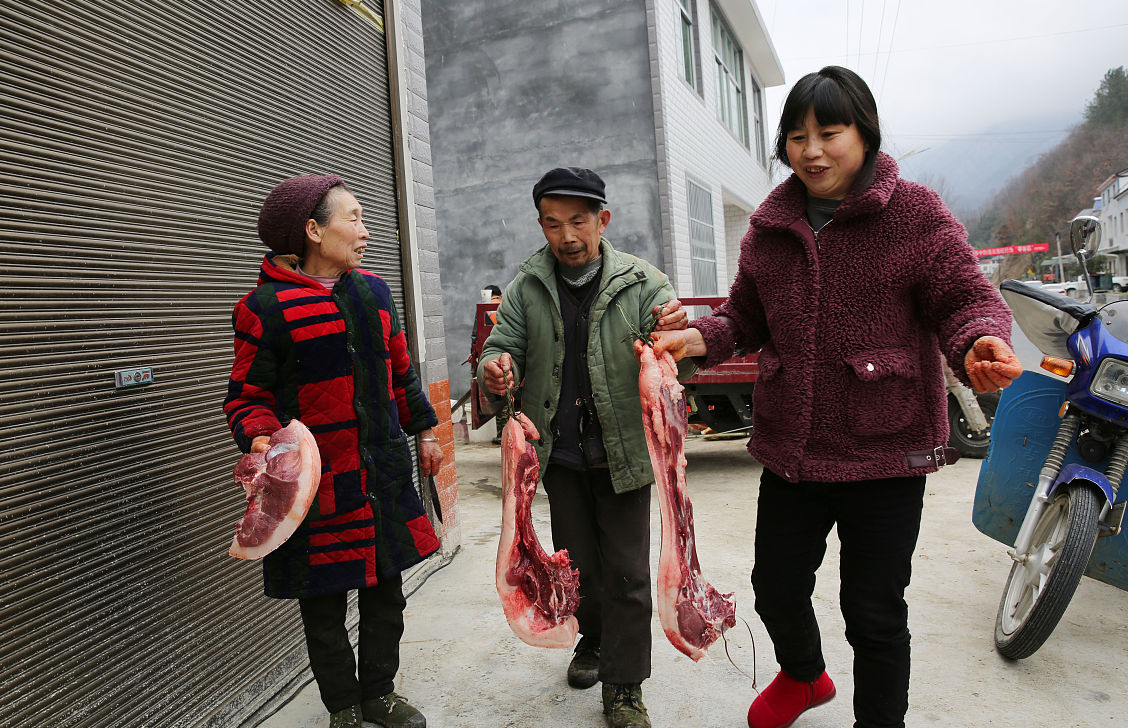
[756,346,780,381]
[751,346,783,423]
[844,349,919,434]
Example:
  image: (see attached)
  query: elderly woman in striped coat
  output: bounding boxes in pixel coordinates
[224,174,439,728]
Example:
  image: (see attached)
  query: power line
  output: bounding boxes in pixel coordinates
[877,0,901,102]
[857,0,866,71]
[871,0,888,83]
[897,130,1071,137]
[788,21,1128,62]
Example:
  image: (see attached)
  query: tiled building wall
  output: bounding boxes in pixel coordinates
[646,0,778,294]
[399,0,460,551]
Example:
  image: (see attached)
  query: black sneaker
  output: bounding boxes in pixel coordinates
[567,638,600,689]
[328,705,362,728]
[602,683,650,728]
[360,692,426,727]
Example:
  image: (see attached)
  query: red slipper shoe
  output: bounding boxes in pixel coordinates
[747,670,835,728]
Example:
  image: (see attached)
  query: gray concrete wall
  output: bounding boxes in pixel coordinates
[422,0,662,395]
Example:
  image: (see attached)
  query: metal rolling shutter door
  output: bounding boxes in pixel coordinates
[0,1,405,726]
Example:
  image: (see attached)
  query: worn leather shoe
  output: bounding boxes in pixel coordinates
[361,691,426,728]
[567,639,600,688]
[602,683,651,728]
[328,705,362,728]
[747,670,835,728]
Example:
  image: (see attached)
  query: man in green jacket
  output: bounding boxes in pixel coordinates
[478,167,693,728]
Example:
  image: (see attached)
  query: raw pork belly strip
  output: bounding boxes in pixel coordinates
[230,419,321,560]
[639,345,736,661]
[495,413,580,648]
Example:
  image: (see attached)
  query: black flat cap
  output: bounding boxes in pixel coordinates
[532,166,607,208]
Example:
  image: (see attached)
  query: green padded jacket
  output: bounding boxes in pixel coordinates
[477,238,695,493]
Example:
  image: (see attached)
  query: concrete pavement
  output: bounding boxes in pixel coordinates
[256,436,1128,728]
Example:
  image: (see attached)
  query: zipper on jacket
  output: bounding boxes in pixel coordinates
[807,220,832,254]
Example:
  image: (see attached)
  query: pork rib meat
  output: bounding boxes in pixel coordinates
[639,344,736,661]
[230,419,321,560]
[495,412,580,648]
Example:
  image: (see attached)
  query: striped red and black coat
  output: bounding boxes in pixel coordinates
[224,253,440,599]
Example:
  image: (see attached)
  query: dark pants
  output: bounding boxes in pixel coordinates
[751,468,926,728]
[298,574,406,713]
[542,464,652,684]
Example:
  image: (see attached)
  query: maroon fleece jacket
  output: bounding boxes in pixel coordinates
[692,152,1011,483]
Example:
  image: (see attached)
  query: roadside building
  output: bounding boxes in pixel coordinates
[0,2,458,726]
[421,0,785,395]
[1098,170,1128,276]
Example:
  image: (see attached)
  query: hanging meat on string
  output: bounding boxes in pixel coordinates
[495,412,580,648]
[638,343,737,661]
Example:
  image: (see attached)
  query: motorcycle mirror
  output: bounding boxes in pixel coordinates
[1069,215,1102,259]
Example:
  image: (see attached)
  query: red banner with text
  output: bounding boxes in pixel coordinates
[973,243,1050,257]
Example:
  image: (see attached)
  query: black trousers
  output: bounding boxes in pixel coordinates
[297,574,406,713]
[542,464,652,684]
[751,468,926,728]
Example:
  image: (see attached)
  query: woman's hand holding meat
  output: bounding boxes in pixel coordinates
[964,335,1022,392]
[652,299,688,331]
[641,327,707,362]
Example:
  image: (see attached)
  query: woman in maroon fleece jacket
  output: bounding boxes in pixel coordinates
[652,67,1021,728]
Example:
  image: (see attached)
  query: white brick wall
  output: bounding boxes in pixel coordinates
[395,0,449,387]
[647,0,779,295]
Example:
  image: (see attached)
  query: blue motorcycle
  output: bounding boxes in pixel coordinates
[977,215,1128,659]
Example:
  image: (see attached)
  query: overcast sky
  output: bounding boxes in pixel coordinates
[755,0,1128,171]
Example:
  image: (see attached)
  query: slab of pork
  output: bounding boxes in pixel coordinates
[495,412,580,648]
[639,345,736,661]
[230,419,321,560]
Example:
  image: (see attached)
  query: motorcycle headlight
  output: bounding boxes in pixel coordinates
[1090,358,1128,407]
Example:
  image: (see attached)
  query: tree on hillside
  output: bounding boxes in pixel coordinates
[1085,67,1128,127]
[914,172,956,208]
[974,67,1128,282]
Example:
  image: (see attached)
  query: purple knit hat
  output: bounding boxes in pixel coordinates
[257,174,346,255]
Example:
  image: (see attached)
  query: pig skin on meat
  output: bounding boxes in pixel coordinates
[229,419,321,560]
[639,345,736,661]
[495,413,580,649]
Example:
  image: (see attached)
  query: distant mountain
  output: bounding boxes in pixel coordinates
[895,111,1078,219]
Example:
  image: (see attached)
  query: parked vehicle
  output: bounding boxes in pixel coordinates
[1039,275,1086,298]
[462,296,760,434]
[1041,273,1127,297]
[945,362,998,458]
[465,296,994,457]
[677,297,757,434]
[672,297,996,455]
[975,215,1128,659]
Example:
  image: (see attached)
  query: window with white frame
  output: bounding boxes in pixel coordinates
[687,180,718,295]
[676,0,697,90]
[750,76,766,164]
[712,7,746,145]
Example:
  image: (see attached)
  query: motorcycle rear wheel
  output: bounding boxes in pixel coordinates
[994,485,1101,659]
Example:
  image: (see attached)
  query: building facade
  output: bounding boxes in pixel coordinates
[1098,170,1128,275]
[0,1,458,725]
[422,0,784,394]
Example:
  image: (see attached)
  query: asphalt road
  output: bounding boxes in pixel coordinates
[258,433,1128,728]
